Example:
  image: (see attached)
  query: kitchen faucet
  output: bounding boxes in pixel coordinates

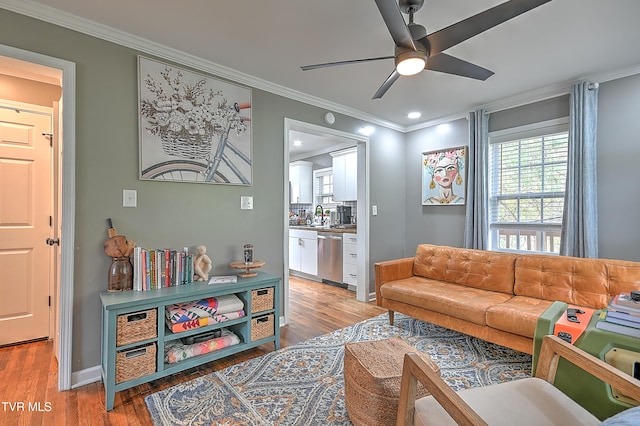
[315,205,324,225]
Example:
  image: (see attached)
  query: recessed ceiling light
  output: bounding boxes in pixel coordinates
[408,112,421,119]
[358,126,375,136]
[293,140,302,146]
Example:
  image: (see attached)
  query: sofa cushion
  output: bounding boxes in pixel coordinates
[486,296,554,338]
[413,244,517,294]
[515,254,640,309]
[379,277,513,325]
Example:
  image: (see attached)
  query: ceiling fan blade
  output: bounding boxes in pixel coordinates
[426,52,494,80]
[372,69,400,99]
[374,0,417,50]
[427,0,552,55]
[301,56,394,71]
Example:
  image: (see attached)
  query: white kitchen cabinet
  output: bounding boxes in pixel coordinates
[289,229,318,276]
[342,233,358,286]
[289,161,313,204]
[331,148,357,201]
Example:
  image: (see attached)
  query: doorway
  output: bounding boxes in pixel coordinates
[283,118,370,326]
[0,102,54,345]
[0,45,76,391]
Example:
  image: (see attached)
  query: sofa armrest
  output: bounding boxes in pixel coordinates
[374,258,415,305]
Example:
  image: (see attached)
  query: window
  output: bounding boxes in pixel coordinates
[488,119,569,254]
[313,168,337,209]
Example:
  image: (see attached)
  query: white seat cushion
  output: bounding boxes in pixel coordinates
[413,377,600,426]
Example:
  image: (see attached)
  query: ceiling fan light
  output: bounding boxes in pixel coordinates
[397,57,424,76]
[395,50,426,76]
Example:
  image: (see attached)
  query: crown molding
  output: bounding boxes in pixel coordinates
[405,62,640,133]
[3,0,640,135]
[0,0,405,132]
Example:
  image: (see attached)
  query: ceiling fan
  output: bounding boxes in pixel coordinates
[301,0,552,99]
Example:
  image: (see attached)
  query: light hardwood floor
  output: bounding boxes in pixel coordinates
[0,276,384,425]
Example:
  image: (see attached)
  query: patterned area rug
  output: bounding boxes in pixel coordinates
[145,313,532,425]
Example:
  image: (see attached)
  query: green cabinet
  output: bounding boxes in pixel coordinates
[100,272,280,411]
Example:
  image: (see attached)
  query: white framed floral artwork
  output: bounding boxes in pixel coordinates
[422,146,466,205]
[138,56,252,184]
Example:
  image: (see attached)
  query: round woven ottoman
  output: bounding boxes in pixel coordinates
[343,336,439,426]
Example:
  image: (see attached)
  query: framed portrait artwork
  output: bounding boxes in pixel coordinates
[422,146,467,205]
[138,56,252,185]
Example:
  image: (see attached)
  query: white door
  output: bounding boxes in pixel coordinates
[0,105,53,345]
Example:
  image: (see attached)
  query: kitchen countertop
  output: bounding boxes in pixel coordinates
[289,225,357,234]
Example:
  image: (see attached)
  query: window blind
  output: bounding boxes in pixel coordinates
[488,129,568,253]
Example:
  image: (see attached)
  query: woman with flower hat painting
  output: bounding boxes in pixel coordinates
[423,148,465,205]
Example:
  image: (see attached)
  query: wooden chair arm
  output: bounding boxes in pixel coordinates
[396,352,488,426]
[396,335,640,426]
[535,334,640,403]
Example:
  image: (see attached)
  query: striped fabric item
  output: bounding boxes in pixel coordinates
[165,294,244,324]
[165,310,245,333]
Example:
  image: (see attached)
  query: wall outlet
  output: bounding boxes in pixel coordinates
[372,205,378,216]
[241,196,253,210]
[123,189,137,208]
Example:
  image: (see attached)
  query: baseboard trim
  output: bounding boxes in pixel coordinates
[71,365,101,389]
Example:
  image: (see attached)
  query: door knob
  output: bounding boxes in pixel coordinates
[46,237,60,246]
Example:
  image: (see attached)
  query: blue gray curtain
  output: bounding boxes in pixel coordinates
[464,109,489,249]
[559,81,599,258]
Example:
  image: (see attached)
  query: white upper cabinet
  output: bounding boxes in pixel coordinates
[289,161,313,204]
[331,148,357,201]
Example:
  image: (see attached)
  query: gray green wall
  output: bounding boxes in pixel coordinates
[3,7,639,374]
[597,73,640,260]
[404,118,468,253]
[0,9,405,372]
[404,84,640,262]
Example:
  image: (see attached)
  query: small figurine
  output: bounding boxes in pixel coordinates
[193,245,212,281]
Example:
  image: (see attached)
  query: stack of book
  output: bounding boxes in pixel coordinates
[131,247,195,291]
[596,292,640,338]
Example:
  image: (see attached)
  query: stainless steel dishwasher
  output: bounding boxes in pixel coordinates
[317,231,343,284]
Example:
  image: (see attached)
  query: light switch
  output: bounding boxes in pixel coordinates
[241,196,253,210]
[372,205,378,216]
[123,190,137,208]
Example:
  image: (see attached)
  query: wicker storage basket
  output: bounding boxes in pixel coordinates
[251,314,274,341]
[115,343,156,384]
[251,287,274,313]
[116,308,157,346]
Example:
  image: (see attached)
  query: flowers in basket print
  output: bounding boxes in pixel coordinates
[422,147,466,205]
[138,57,252,185]
[141,68,246,148]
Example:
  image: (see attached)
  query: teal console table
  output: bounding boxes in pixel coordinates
[100,272,281,411]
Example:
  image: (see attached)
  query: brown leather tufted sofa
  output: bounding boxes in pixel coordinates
[375,244,640,354]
